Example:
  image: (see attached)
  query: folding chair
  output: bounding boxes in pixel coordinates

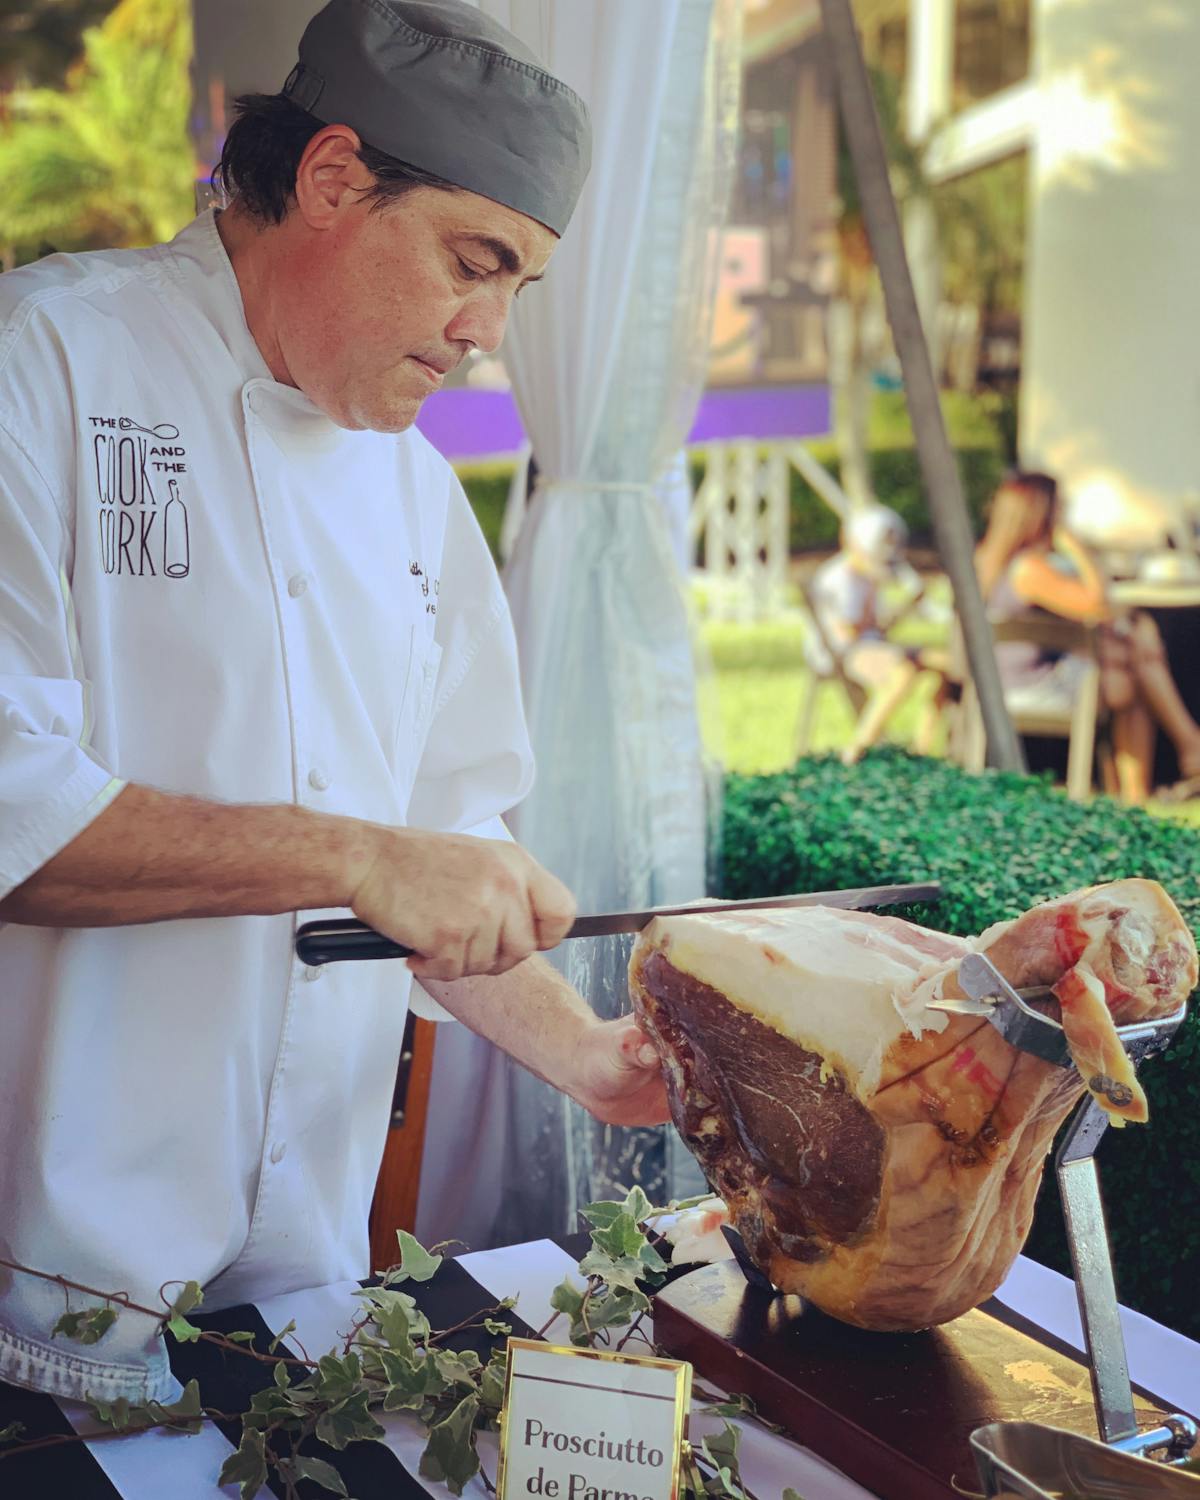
[958,615,1106,801]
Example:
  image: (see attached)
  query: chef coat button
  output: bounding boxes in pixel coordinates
[302,964,323,982]
[288,573,309,598]
[269,1141,287,1165]
[308,768,330,791]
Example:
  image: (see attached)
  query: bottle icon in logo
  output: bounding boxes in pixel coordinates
[98,506,116,574]
[163,478,190,578]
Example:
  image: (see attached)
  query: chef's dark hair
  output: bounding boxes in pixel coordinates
[213,93,459,224]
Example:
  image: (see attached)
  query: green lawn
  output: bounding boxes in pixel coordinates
[699,576,950,774]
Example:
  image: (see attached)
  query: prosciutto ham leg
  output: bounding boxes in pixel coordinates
[630,879,1196,1332]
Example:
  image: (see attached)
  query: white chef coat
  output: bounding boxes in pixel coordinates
[0,212,534,1405]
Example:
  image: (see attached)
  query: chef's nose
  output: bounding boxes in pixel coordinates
[445,285,514,357]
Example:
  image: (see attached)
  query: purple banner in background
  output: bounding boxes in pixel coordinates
[415,384,831,461]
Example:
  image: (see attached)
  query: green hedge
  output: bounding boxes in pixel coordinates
[457,462,512,563]
[457,443,1004,563]
[720,748,1200,1340]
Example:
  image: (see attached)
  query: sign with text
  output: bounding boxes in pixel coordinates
[497,1338,692,1500]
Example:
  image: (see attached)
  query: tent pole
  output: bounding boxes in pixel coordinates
[817,0,1024,771]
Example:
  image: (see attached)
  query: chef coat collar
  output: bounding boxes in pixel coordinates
[163,210,275,384]
[162,211,340,435]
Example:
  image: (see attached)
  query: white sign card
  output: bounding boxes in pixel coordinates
[497,1338,692,1500]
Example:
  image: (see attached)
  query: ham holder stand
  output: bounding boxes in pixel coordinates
[294,882,1198,1497]
[652,949,1198,1499]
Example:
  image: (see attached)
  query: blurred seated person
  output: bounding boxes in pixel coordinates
[807,504,952,765]
[975,470,1200,803]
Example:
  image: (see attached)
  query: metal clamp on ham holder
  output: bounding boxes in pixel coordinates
[938,953,1197,1472]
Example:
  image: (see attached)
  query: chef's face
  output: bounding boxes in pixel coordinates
[271,127,557,432]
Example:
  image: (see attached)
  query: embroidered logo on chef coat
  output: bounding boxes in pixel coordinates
[90,414,191,579]
[409,560,440,616]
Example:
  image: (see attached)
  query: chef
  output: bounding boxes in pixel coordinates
[0,0,668,1406]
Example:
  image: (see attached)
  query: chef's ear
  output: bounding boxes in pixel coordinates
[293,124,375,228]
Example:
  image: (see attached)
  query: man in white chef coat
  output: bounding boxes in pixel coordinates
[0,0,668,1404]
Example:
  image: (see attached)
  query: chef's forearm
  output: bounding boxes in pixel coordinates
[420,954,595,1094]
[0,782,377,926]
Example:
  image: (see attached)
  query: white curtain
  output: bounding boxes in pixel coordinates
[417,0,742,1252]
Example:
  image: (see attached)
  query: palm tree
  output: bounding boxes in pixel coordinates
[0,0,120,88]
[0,0,195,265]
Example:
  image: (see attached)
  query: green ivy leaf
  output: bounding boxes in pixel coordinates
[580,1199,625,1229]
[479,1353,507,1414]
[151,1378,204,1434]
[394,1230,443,1283]
[419,1392,480,1496]
[590,1212,645,1261]
[620,1185,655,1224]
[431,1348,481,1393]
[245,1384,307,1427]
[568,1287,646,1345]
[315,1352,362,1405]
[167,1280,204,1318]
[782,1490,808,1500]
[268,1317,297,1354]
[277,1454,349,1496]
[315,1388,385,1450]
[482,1318,512,1336]
[0,1421,26,1443]
[701,1420,745,1498]
[166,1312,202,1344]
[218,1427,268,1499]
[52,1306,118,1345]
[88,1396,129,1430]
[549,1276,586,1321]
[637,1239,669,1275]
[356,1286,429,1353]
[577,1248,662,1296]
[87,1396,165,1434]
[225,1330,258,1345]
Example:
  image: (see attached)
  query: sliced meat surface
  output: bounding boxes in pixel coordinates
[631,879,1196,1331]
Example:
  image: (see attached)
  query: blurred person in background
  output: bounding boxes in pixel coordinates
[807,504,954,764]
[976,470,1200,803]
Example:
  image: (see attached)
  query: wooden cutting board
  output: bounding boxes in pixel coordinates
[654,1260,1181,1500]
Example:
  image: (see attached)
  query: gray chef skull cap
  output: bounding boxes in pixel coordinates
[282,0,591,236]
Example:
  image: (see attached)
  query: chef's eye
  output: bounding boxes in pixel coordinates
[456,258,486,281]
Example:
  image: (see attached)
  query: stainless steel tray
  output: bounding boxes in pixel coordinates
[972,1421,1200,1498]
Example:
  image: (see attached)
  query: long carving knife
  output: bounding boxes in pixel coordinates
[293,879,943,966]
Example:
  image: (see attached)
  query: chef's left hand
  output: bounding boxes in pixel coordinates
[569,1019,670,1126]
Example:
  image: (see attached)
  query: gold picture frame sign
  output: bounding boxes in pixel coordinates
[497,1338,693,1500]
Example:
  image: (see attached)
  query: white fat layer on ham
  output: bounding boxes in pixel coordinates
[645,906,970,1088]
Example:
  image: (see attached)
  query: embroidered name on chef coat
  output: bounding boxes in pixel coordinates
[89,413,192,580]
[409,559,440,615]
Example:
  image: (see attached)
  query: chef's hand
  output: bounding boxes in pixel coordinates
[567,1019,671,1126]
[350,828,576,980]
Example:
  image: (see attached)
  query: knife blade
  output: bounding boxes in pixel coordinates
[293,880,942,966]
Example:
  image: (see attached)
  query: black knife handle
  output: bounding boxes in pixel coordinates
[295,918,412,965]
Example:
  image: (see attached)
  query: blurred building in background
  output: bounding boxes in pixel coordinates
[4,0,1199,547]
